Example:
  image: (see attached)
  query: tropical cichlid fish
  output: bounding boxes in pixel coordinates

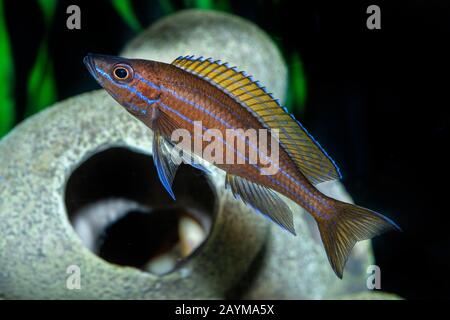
[84,53,400,278]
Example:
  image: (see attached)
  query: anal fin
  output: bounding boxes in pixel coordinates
[225,173,296,235]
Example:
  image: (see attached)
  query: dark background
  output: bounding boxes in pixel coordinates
[3,0,449,299]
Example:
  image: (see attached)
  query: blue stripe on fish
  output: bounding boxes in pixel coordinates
[95,65,331,217]
[175,55,342,179]
[158,83,330,209]
[158,100,326,217]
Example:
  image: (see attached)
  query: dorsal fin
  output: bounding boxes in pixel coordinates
[171,55,342,184]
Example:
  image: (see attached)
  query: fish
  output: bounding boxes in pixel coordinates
[84,53,400,278]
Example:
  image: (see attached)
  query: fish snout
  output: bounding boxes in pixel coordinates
[84,53,99,79]
[84,53,133,84]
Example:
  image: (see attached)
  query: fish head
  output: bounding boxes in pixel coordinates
[84,53,161,118]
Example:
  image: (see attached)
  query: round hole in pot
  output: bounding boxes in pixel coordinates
[64,147,216,275]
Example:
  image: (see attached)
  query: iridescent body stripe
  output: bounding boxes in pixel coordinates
[95,64,332,218]
[85,54,400,279]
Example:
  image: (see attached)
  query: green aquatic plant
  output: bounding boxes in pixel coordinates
[26,43,57,117]
[38,0,57,25]
[183,0,231,11]
[112,0,143,32]
[159,0,176,14]
[0,0,14,137]
[270,36,308,113]
[286,52,308,114]
[25,0,57,117]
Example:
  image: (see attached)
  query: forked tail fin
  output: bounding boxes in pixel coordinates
[317,200,400,278]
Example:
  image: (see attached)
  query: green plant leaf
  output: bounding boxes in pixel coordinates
[25,0,57,117]
[159,0,175,14]
[0,0,14,137]
[26,41,57,116]
[286,52,307,113]
[215,0,231,12]
[112,0,142,32]
[37,0,57,27]
[193,0,214,10]
[184,0,231,11]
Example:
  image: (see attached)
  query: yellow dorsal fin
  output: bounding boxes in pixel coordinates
[171,55,342,184]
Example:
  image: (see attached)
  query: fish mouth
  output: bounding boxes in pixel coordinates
[84,53,99,79]
[84,53,131,83]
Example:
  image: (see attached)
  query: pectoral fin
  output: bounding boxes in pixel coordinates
[153,130,182,200]
[225,173,296,235]
[151,107,183,201]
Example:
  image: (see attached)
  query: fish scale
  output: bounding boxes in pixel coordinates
[156,64,330,215]
[84,53,400,279]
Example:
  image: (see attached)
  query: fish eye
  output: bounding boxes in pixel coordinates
[112,64,133,81]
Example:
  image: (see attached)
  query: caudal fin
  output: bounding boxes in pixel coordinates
[317,200,400,279]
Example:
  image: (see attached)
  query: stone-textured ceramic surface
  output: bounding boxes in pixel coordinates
[337,292,401,300]
[0,9,283,300]
[0,9,396,299]
[0,90,269,299]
